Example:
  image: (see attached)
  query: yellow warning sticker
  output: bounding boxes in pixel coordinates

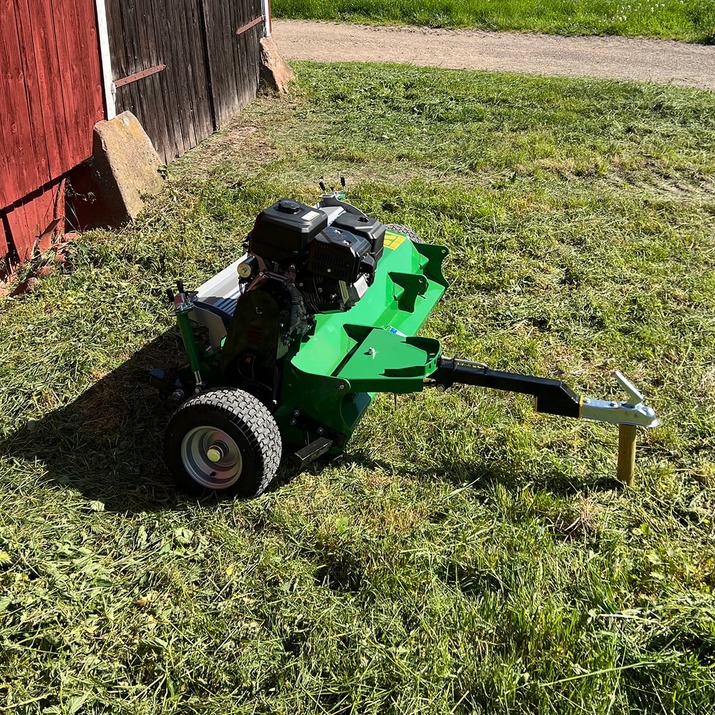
[384,232,407,251]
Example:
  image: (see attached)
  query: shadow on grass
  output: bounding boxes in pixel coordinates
[1,331,622,514]
[1,331,308,513]
[1,332,188,513]
[345,450,624,498]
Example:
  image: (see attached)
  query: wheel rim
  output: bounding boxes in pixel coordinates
[180,426,243,490]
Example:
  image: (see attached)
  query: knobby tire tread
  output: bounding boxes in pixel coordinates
[385,223,424,243]
[169,388,281,497]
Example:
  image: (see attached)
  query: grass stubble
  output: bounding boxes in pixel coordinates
[1,63,714,713]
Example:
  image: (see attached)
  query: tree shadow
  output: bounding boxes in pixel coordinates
[1,331,190,513]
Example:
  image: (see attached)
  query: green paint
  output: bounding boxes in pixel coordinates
[275,232,448,448]
[176,306,204,379]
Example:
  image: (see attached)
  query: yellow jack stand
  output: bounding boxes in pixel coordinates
[617,424,638,486]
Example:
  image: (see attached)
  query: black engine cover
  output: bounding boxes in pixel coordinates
[307,226,372,283]
[249,199,328,262]
[332,213,385,262]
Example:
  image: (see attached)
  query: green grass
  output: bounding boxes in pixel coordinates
[273,0,715,43]
[2,62,715,713]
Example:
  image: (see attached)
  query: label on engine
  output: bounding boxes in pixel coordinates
[384,232,407,251]
[303,210,320,221]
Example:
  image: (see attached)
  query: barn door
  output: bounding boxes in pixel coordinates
[104,0,264,164]
[202,0,264,128]
[104,0,215,163]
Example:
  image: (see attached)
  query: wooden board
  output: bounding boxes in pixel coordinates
[50,0,106,161]
[3,179,65,263]
[0,0,104,264]
[0,0,46,208]
[105,0,263,164]
[0,216,11,267]
[106,0,217,164]
[2,0,103,202]
[203,0,262,128]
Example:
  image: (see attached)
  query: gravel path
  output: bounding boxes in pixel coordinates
[272,20,715,92]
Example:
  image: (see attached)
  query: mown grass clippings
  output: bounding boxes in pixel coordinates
[1,63,714,713]
[273,0,715,43]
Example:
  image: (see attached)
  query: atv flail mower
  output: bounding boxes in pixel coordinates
[153,189,658,498]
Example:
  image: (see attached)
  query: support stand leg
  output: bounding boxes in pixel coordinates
[617,424,637,486]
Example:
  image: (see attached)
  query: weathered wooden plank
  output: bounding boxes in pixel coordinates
[17,0,70,179]
[81,0,106,126]
[193,0,217,138]
[147,1,181,160]
[50,0,86,165]
[143,0,176,160]
[186,0,213,146]
[0,1,24,207]
[172,0,200,154]
[163,3,189,158]
[0,0,102,268]
[174,0,200,149]
[5,180,65,262]
[52,0,104,154]
[0,0,46,207]
[213,0,233,126]
[154,0,189,158]
[0,215,11,264]
[2,0,102,210]
[109,0,193,161]
[121,1,151,142]
[205,0,234,126]
[105,0,128,78]
[186,0,215,143]
[41,177,65,252]
[128,0,164,159]
[5,203,31,262]
[7,191,41,263]
[205,0,261,129]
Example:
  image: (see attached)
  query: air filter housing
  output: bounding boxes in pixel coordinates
[249,199,328,262]
[307,226,372,283]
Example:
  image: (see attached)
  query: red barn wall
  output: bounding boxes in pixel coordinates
[0,0,104,269]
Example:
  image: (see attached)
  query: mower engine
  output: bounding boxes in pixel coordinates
[186,196,388,403]
[248,198,384,314]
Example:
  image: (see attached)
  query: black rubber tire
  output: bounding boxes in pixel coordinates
[164,387,282,498]
[385,223,424,244]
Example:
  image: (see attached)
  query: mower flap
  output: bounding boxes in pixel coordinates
[333,328,441,393]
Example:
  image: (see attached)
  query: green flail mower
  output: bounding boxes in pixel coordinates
[152,188,658,498]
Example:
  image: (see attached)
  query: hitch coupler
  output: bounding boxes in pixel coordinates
[580,371,658,486]
[429,359,658,485]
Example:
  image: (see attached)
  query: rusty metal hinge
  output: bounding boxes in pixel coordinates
[236,16,264,36]
[114,64,167,89]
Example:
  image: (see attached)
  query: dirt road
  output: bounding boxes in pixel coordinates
[272,20,715,92]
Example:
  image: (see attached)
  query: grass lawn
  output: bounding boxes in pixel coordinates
[2,62,715,713]
[272,0,715,43]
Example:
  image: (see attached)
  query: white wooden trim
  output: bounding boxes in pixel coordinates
[94,0,116,119]
[262,0,272,37]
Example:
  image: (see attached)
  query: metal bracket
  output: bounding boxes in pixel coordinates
[294,437,334,468]
[114,63,166,89]
[580,371,658,429]
[613,370,644,406]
